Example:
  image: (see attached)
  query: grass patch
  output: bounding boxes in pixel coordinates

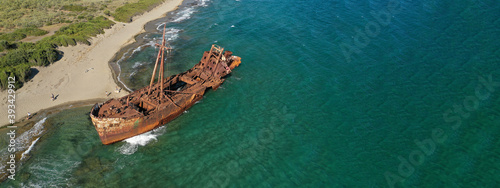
[0,28,48,41]
[16,28,49,36]
[113,0,165,22]
[0,0,136,31]
[62,5,87,12]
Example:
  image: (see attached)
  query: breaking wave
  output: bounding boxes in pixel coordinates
[198,0,211,7]
[116,50,135,92]
[0,118,46,179]
[117,126,167,155]
[16,118,46,152]
[154,27,182,41]
[132,62,145,69]
[20,137,40,161]
[169,0,211,23]
[131,40,156,56]
[165,28,181,41]
[129,71,137,77]
[172,7,195,23]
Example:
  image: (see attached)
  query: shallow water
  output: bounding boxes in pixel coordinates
[1,0,500,187]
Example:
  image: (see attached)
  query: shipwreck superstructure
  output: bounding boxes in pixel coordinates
[90,26,241,145]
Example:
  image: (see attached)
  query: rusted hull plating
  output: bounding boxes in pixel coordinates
[90,44,241,145]
[90,93,204,145]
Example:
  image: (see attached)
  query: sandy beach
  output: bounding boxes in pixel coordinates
[0,0,184,127]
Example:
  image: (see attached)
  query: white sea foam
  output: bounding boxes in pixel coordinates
[117,126,167,155]
[156,22,167,31]
[16,118,46,152]
[146,40,156,47]
[129,70,137,77]
[181,0,212,18]
[131,45,143,54]
[153,27,181,44]
[116,50,135,92]
[20,137,40,161]
[172,7,195,23]
[198,0,211,7]
[132,40,156,55]
[0,118,45,179]
[165,28,181,41]
[132,62,145,69]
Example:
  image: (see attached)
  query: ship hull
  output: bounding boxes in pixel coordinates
[90,93,204,145]
[90,44,241,145]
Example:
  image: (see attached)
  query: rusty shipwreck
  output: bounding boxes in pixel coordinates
[90,27,241,145]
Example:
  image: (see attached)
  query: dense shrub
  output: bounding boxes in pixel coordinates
[16,28,49,36]
[0,43,57,89]
[0,16,115,90]
[56,16,114,37]
[0,40,16,51]
[0,32,26,41]
[0,63,31,89]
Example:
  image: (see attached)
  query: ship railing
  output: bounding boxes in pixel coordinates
[210,44,223,55]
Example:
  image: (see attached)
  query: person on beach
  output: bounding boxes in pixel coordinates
[26,112,31,119]
[51,93,55,101]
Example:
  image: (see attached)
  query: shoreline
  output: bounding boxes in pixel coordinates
[0,0,184,127]
[1,98,107,130]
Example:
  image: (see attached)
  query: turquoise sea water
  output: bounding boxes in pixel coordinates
[1,0,500,187]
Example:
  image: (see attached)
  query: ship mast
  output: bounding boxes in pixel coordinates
[148,24,172,98]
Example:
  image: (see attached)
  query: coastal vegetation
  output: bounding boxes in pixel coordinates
[0,16,114,89]
[0,0,106,30]
[0,0,167,90]
[0,28,48,41]
[41,16,114,46]
[113,0,166,22]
